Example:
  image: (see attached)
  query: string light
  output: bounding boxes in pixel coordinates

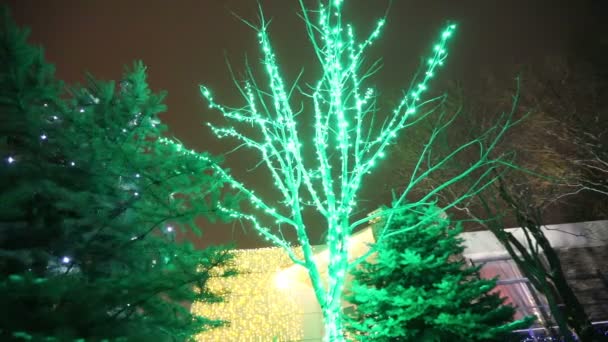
[192,247,305,341]
[61,256,71,264]
[7,156,15,164]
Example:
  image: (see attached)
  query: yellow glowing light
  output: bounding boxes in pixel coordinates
[192,247,307,341]
[275,271,290,290]
[191,230,378,341]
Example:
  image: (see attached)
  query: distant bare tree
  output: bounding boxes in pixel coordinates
[521,56,608,213]
[391,55,608,225]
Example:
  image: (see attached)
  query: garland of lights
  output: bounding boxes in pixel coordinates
[192,247,306,341]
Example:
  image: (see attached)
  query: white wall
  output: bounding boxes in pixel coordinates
[461,220,608,261]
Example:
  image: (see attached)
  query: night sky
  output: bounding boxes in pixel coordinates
[6,0,605,248]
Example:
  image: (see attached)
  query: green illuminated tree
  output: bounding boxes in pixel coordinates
[0,8,236,341]
[194,1,521,340]
[345,204,533,341]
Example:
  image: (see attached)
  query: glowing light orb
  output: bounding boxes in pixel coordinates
[275,271,290,289]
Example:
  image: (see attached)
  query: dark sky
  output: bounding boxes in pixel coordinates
[6,0,605,248]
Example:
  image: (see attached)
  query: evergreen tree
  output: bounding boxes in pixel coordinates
[345,204,533,341]
[0,7,236,341]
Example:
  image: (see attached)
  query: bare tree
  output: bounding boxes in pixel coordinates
[521,56,608,213]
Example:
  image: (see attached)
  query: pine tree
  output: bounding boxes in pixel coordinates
[0,7,236,341]
[345,204,533,341]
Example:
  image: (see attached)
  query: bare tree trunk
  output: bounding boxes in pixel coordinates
[322,301,346,342]
[485,181,606,341]
[489,222,574,341]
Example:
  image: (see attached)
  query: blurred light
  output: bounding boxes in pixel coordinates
[275,271,290,289]
[192,247,304,341]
